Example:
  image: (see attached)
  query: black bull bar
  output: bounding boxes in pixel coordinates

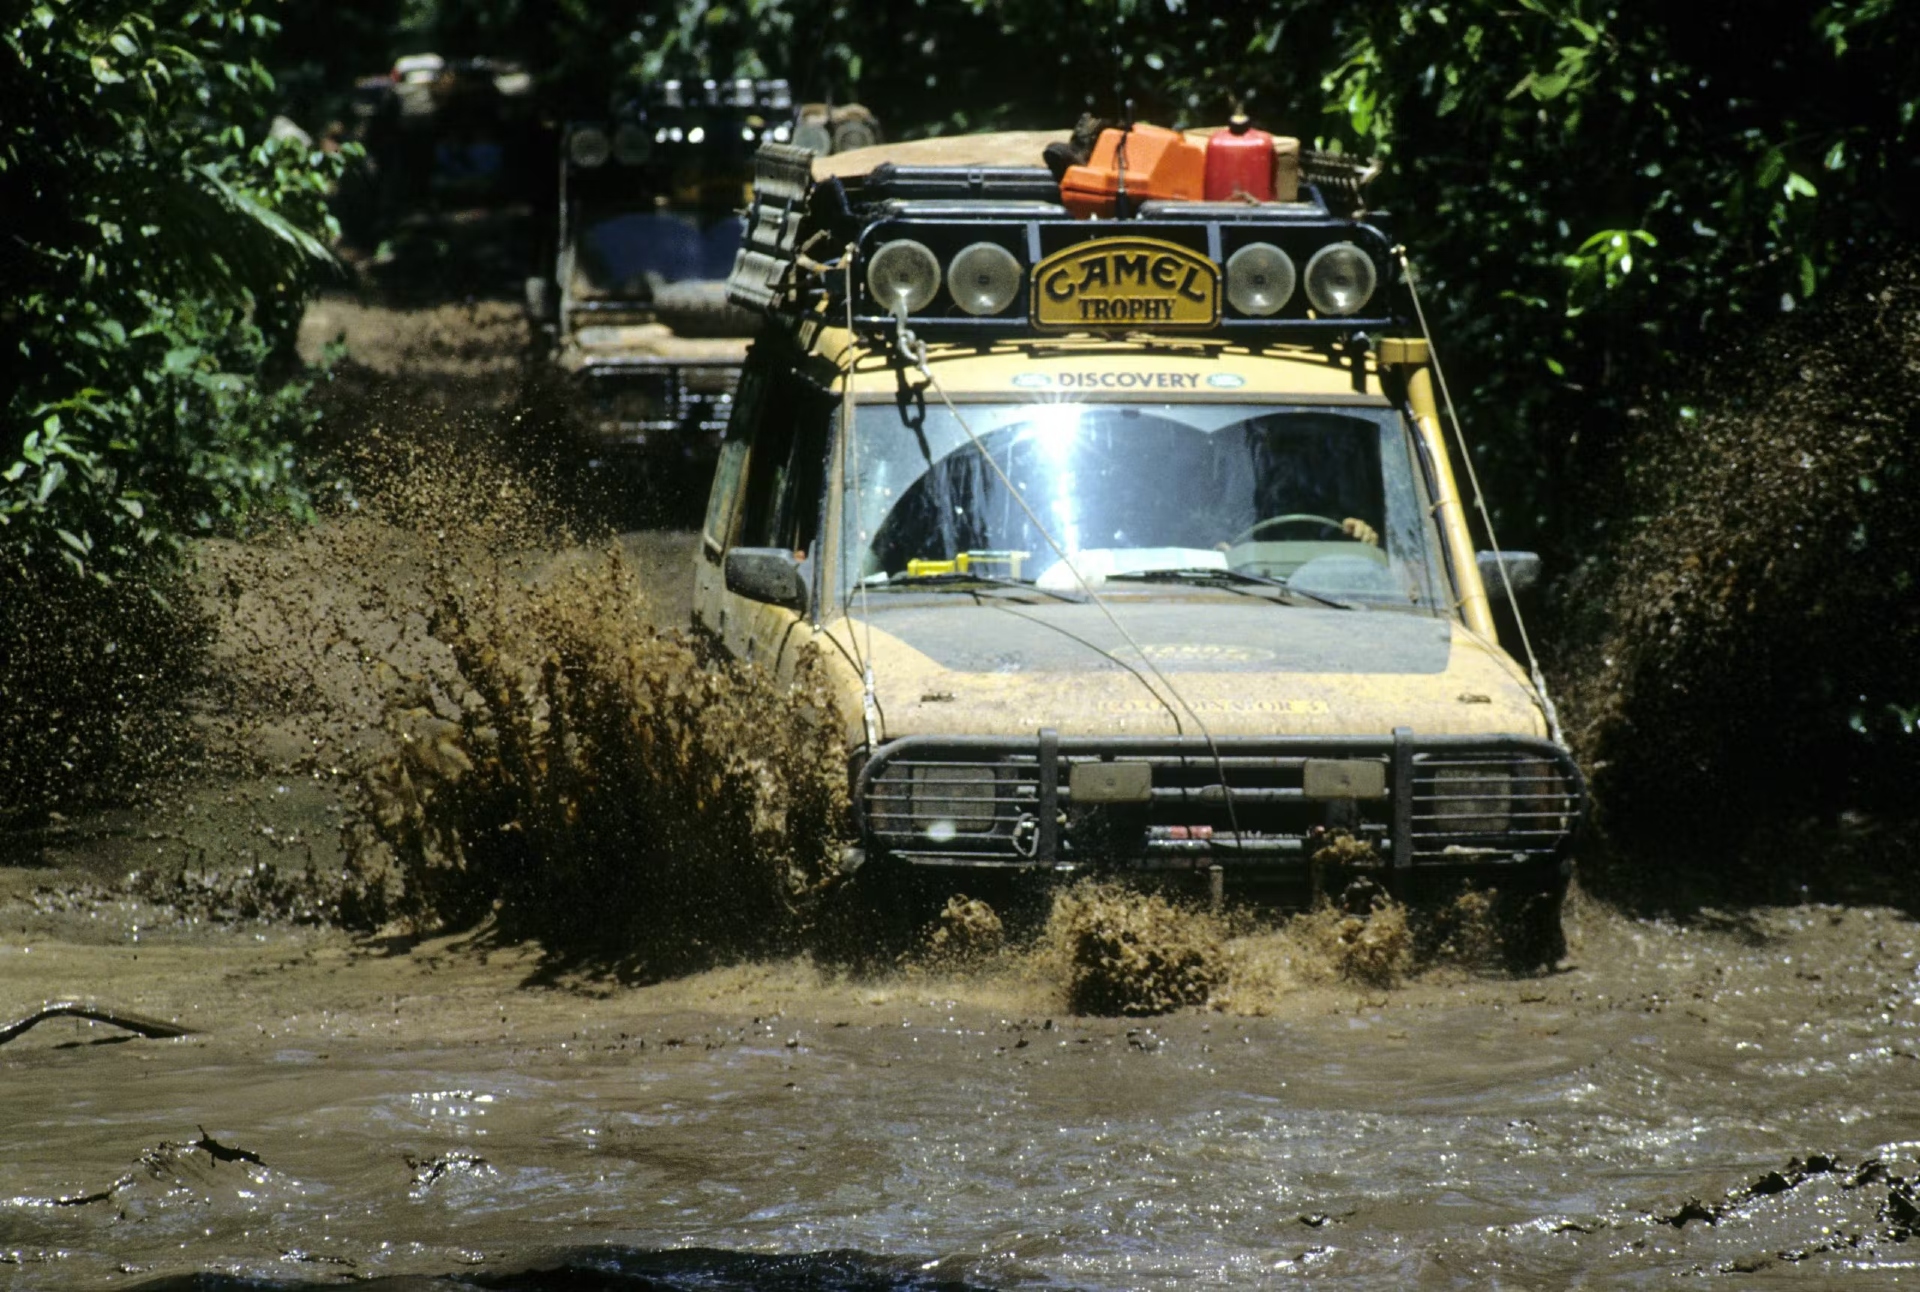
[855,730,1585,880]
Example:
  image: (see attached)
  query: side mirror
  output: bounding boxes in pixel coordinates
[522,276,556,324]
[1476,550,1542,604]
[724,547,808,611]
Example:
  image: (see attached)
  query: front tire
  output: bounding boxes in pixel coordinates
[1495,879,1568,971]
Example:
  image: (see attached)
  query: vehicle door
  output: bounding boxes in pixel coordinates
[692,359,763,641]
[714,367,834,666]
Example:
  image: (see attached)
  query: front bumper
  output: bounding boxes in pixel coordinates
[855,729,1584,880]
[579,360,739,450]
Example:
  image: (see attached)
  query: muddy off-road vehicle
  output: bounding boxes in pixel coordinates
[523,80,880,478]
[338,54,539,250]
[702,130,1586,957]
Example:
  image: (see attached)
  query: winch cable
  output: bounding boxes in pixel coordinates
[890,317,1247,855]
[1396,248,1566,745]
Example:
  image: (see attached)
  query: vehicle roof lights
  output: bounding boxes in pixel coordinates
[1226,242,1296,317]
[726,139,1398,337]
[949,243,1022,316]
[612,123,651,166]
[867,239,942,314]
[568,125,611,168]
[1304,242,1378,317]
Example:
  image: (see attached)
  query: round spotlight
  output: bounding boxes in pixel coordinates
[792,120,832,154]
[1304,242,1379,316]
[567,125,611,168]
[948,242,1021,316]
[1226,242,1296,316]
[867,240,942,314]
[612,122,652,165]
[831,118,879,153]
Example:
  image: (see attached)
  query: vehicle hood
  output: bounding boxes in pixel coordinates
[557,323,747,371]
[818,593,1547,741]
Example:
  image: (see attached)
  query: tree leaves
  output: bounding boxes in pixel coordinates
[2,0,343,578]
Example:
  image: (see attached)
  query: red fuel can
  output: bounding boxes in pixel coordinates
[1204,114,1275,202]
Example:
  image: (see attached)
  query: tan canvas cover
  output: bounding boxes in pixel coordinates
[811,131,1071,180]
[811,127,1302,202]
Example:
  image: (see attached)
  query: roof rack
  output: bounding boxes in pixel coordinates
[726,141,1399,342]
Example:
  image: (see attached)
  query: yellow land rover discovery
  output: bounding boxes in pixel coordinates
[700,133,1585,959]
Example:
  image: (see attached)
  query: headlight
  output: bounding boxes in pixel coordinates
[1226,242,1296,316]
[869,763,998,838]
[567,126,611,168]
[831,117,879,153]
[948,242,1022,316]
[867,239,942,314]
[793,120,833,154]
[1428,765,1513,835]
[612,122,652,165]
[912,765,997,840]
[1304,242,1378,316]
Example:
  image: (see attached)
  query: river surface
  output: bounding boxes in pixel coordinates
[4,890,1920,1288]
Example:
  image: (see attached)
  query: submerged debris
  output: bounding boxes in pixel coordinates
[406,1151,497,1197]
[0,1000,195,1048]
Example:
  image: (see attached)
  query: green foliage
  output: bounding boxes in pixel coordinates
[1314,0,1920,543]
[1,0,348,578]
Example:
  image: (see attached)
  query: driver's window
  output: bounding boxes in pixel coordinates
[738,374,831,555]
[703,363,765,560]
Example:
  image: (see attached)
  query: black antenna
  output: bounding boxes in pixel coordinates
[1111,2,1132,219]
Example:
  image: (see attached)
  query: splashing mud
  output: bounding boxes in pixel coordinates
[1286,898,1416,988]
[357,548,852,970]
[1561,257,1920,904]
[919,896,1007,968]
[1037,882,1227,1016]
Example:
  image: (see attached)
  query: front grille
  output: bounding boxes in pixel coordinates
[857,732,1583,871]
[585,364,740,442]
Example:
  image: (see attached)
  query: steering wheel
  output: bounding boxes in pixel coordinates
[1227,513,1350,546]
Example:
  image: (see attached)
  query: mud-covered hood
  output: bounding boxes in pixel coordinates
[557,322,747,372]
[822,594,1546,741]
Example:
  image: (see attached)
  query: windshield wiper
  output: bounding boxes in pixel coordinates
[862,572,1083,603]
[1104,567,1358,610]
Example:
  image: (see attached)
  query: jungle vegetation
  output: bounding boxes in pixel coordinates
[4,0,1917,883]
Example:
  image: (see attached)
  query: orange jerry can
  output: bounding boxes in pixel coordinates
[1204,113,1275,202]
[1059,124,1206,218]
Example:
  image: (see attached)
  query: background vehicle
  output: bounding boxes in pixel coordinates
[703,132,1585,959]
[522,80,880,516]
[336,53,540,259]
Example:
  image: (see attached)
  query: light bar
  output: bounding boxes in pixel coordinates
[727,141,1397,337]
[567,126,611,168]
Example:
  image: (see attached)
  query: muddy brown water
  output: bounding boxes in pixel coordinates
[6,299,1920,1288]
[5,893,1920,1287]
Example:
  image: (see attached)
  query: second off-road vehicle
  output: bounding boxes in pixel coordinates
[524,80,880,502]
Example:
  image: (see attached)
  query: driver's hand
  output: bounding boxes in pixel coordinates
[1341,518,1380,547]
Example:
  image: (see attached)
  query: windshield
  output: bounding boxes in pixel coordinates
[568,205,742,300]
[841,401,1450,610]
